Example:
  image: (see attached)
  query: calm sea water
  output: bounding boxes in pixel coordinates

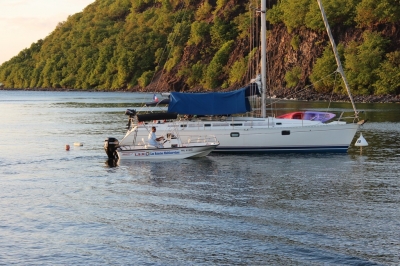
[0,90,399,265]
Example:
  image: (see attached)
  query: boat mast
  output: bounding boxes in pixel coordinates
[260,0,266,118]
[317,0,358,117]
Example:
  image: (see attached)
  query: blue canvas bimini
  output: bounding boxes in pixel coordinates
[167,88,252,115]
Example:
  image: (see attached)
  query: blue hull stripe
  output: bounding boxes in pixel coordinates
[213,145,349,153]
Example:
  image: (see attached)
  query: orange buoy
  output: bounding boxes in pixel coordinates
[65,144,70,151]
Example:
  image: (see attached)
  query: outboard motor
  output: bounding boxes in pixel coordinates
[125,109,136,117]
[104,137,119,159]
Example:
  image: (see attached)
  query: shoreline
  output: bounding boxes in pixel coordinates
[1,87,399,104]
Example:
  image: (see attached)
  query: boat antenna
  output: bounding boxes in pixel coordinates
[317,0,358,119]
[260,0,266,118]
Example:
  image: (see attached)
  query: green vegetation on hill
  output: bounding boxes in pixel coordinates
[0,0,399,96]
[268,0,400,95]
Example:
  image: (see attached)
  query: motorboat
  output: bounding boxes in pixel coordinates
[104,112,219,160]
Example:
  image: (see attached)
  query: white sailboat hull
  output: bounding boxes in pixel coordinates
[119,118,359,153]
[211,124,359,152]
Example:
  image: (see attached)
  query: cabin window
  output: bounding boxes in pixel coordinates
[276,122,282,125]
[180,124,187,127]
[204,124,211,127]
[282,130,290,135]
[213,123,229,127]
[230,123,243,126]
[230,132,240,137]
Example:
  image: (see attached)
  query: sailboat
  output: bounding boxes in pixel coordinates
[106,0,364,155]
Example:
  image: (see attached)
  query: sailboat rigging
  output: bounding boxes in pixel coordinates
[317,0,358,117]
[105,0,365,158]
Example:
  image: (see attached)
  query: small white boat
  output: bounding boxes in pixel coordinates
[104,112,219,160]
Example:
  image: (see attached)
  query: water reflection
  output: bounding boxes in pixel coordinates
[105,158,119,168]
[119,157,219,179]
[53,102,168,112]
[108,151,400,214]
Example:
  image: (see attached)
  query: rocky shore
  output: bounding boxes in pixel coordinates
[274,90,400,103]
[1,87,399,103]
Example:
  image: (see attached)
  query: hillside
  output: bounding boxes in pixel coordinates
[0,0,399,98]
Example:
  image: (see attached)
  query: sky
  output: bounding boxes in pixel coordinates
[0,0,95,65]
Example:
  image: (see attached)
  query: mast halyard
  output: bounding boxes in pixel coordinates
[317,0,358,118]
[260,0,267,118]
